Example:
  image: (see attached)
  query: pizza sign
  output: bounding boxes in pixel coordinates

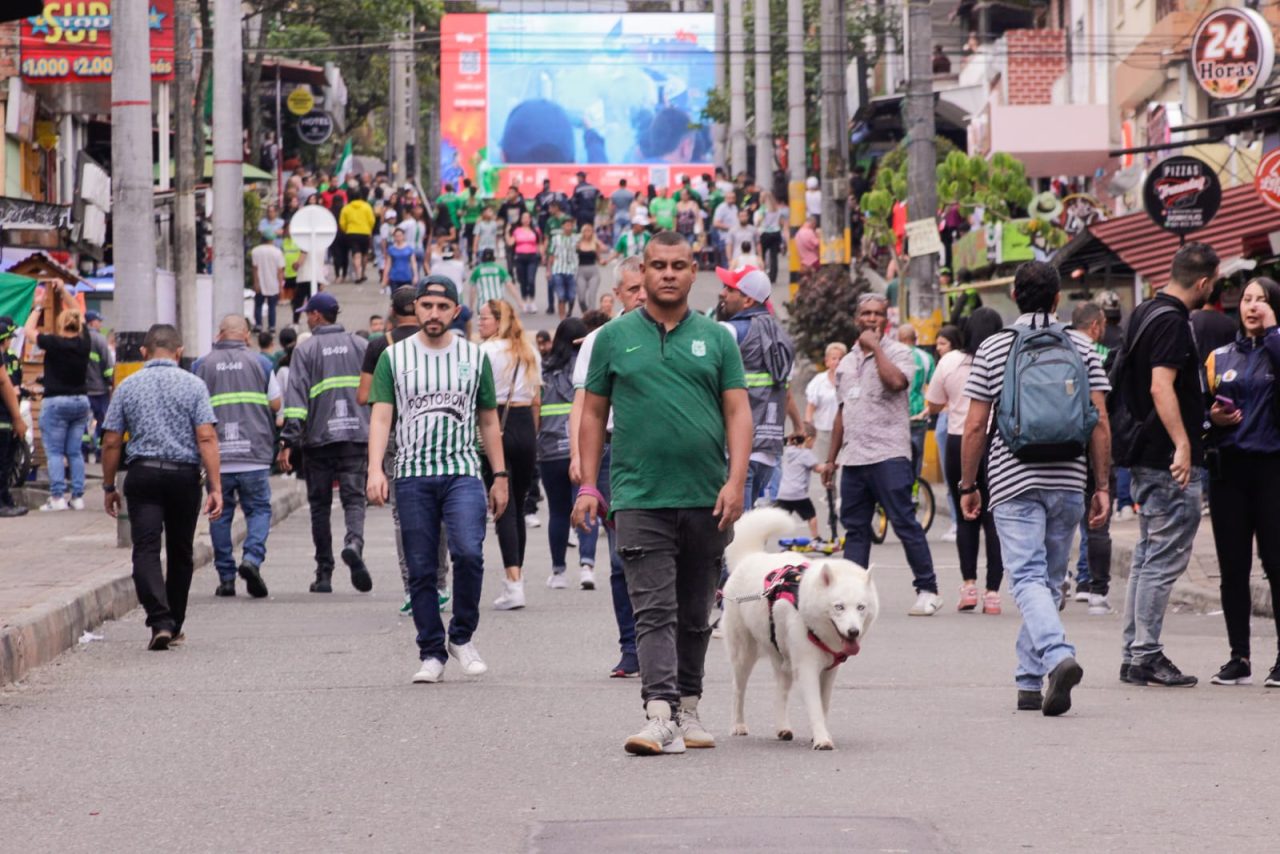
[1191,7,1276,99]
[1142,155,1221,236]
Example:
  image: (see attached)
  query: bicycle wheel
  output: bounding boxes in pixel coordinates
[914,478,935,533]
[870,505,888,544]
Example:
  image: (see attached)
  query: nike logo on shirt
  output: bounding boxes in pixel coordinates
[626,346,643,353]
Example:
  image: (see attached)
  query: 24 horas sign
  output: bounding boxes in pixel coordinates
[20,2,175,84]
[1191,7,1276,99]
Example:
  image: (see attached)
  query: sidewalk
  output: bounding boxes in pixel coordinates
[0,474,306,686]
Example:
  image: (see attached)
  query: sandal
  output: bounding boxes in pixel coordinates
[983,590,1002,615]
[957,584,979,612]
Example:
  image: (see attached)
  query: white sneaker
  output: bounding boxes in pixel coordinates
[908,591,944,616]
[39,497,68,512]
[447,640,488,676]
[69,497,86,511]
[941,525,958,543]
[624,701,686,755]
[1087,594,1113,616]
[493,579,526,610]
[566,529,578,548]
[546,572,569,589]
[524,513,542,529]
[579,565,596,590]
[1074,590,1090,603]
[412,658,445,683]
[1116,506,1134,522]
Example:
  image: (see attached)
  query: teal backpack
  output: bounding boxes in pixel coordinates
[995,315,1098,462]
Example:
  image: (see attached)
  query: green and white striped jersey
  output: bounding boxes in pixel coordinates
[469,262,511,306]
[371,334,497,478]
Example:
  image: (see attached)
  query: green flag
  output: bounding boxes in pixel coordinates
[0,273,37,323]
[334,140,353,185]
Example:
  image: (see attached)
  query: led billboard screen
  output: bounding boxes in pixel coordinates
[440,12,716,196]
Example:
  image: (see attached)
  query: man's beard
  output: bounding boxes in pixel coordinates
[715,298,731,321]
[421,320,447,339]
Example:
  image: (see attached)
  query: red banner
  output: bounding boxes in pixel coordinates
[20,1,175,85]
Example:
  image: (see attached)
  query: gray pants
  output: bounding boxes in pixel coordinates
[1121,466,1204,665]
[387,448,448,597]
[576,265,601,314]
[615,508,731,707]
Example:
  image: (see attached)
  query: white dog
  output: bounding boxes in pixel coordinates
[722,508,879,750]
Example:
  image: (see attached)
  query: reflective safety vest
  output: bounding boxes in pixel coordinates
[195,340,275,468]
[537,359,575,462]
[280,324,369,449]
[729,308,795,459]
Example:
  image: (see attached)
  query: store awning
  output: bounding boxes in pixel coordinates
[153,157,275,184]
[1086,185,1280,289]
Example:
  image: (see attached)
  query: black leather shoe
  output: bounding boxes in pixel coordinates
[310,569,333,593]
[342,546,373,592]
[1043,657,1083,716]
[1120,662,1130,682]
[148,629,173,651]
[1017,690,1043,711]
[238,562,269,599]
[1127,655,1198,687]
[215,579,236,597]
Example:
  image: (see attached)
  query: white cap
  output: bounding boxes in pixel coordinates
[806,176,819,190]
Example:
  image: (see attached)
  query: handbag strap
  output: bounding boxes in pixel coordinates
[499,351,521,432]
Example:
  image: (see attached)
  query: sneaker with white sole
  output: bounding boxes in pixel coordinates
[566,529,578,548]
[524,513,542,529]
[69,496,86,511]
[908,591,944,616]
[412,658,445,683]
[39,497,69,512]
[1087,593,1113,616]
[624,701,686,755]
[546,572,568,590]
[579,565,596,590]
[493,579,526,610]
[447,641,488,676]
[677,697,715,748]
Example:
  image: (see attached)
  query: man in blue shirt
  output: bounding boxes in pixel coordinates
[102,324,223,651]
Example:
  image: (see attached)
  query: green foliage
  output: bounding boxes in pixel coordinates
[786,265,870,359]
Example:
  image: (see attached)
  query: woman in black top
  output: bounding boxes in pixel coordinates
[24,291,91,510]
[574,223,609,315]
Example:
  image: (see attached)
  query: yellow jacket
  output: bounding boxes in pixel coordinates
[339,200,376,236]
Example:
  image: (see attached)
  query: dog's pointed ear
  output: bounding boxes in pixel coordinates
[820,563,832,587]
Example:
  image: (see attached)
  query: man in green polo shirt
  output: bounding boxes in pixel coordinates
[574,231,752,756]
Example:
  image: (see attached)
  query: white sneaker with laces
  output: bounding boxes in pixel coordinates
[908,591,944,616]
[39,497,68,512]
[546,572,568,589]
[1087,593,1113,616]
[69,497,86,511]
[677,697,715,748]
[447,640,488,676]
[524,512,542,529]
[412,658,445,683]
[566,529,578,548]
[579,565,596,590]
[493,579,526,610]
[624,701,686,756]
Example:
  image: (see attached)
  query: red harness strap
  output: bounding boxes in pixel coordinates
[763,563,852,671]
[807,631,851,671]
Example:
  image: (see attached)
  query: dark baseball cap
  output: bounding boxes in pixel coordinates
[302,291,339,314]
[417,274,459,305]
[391,286,417,316]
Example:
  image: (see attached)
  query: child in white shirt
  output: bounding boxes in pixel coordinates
[774,434,820,538]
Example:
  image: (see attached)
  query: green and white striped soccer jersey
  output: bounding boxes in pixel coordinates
[371,334,497,478]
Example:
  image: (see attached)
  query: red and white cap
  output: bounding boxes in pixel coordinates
[716,266,772,304]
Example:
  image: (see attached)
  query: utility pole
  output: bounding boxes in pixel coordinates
[786,0,807,285]
[727,0,748,175]
[111,0,157,352]
[174,0,198,351]
[212,0,244,326]
[818,0,849,267]
[904,0,940,333]
[388,28,409,185]
[712,0,726,166]
[753,0,773,187]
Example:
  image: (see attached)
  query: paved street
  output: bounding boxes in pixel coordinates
[2,495,1276,853]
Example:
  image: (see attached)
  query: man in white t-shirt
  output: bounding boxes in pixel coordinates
[568,256,647,678]
[250,236,286,332]
[432,244,467,294]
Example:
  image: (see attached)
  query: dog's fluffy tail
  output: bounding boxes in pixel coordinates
[724,507,797,575]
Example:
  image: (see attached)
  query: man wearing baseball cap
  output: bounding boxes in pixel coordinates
[279,291,373,594]
[717,266,802,509]
[366,273,509,683]
[84,309,114,462]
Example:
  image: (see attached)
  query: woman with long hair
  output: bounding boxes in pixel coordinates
[574,223,610,316]
[507,210,542,314]
[927,307,1005,614]
[24,290,91,511]
[1205,277,1280,687]
[478,299,542,610]
[537,317,594,589]
[933,324,964,541]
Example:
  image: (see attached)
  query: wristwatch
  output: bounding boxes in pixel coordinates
[958,482,979,495]
[103,484,117,494]
[491,470,510,478]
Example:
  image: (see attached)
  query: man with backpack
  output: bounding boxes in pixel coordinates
[959,261,1111,716]
[1113,242,1218,688]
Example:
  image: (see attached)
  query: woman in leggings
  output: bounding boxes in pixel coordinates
[575,224,610,315]
[932,325,964,542]
[479,300,541,610]
[1205,277,1280,687]
[537,317,596,590]
[926,308,1005,614]
[507,210,542,314]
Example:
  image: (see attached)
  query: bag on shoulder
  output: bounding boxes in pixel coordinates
[995,316,1098,462]
[1106,303,1179,467]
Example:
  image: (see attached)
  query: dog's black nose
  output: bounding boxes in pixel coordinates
[845,629,861,641]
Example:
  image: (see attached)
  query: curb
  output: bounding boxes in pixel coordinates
[1110,541,1273,618]
[0,477,307,687]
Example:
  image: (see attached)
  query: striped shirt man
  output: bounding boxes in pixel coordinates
[371,334,497,478]
[549,232,578,277]
[469,262,512,307]
[963,315,1110,508]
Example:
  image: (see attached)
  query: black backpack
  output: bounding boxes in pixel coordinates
[1106,304,1179,467]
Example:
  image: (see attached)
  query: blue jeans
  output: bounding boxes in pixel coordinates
[39,395,90,499]
[549,272,576,310]
[936,412,959,526]
[1116,467,1133,509]
[909,422,927,481]
[1122,467,1204,666]
[395,475,488,663]
[253,293,279,330]
[541,457,596,571]
[743,459,776,511]
[992,488,1083,690]
[597,446,635,656]
[210,469,273,581]
[840,458,937,593]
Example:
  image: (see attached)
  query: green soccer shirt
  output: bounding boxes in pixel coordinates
[469,263,512,306]
[371,334,497,478]
[585,308,746,511]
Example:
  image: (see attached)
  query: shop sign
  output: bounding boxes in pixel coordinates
[1191,7,1276,99]
[1142,155,1221,235]
[20,1,175,84]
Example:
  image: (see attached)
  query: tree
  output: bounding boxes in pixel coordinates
[786,265,870,359]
